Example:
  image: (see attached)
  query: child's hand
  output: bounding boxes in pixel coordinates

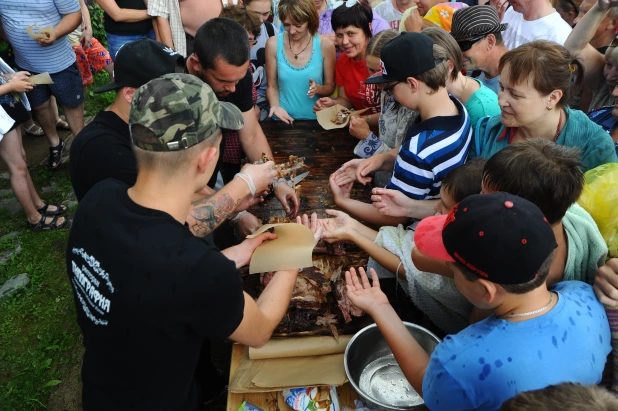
[335,158,362,186]
[356,156,385,185]
[349,115,370,140]
[313,97,335,112]
[12,71,31,81]
[345,267,389,314]
[372,187,414,217]
[296,212,324,246]
[319,209,355,243]
[329,172,353,204]
[9,77,35,93]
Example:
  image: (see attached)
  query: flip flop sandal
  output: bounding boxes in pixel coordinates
[56,119,70,130]
[28,213,67,231]
[37,201,67,216]
[24,123,45,136]
[48,139,66,170]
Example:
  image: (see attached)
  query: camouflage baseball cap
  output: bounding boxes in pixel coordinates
[129,73,244,151]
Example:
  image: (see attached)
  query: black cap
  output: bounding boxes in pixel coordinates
[365,32,440,85]
[94,39,185,93]
[415,192,558,285]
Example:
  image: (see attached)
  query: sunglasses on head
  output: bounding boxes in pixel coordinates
[457,36,485,52]
[333,0,358,8]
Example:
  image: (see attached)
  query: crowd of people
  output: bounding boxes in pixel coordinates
[3,0,618,409]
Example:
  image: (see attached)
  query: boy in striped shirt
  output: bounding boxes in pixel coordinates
[333,32,472,226]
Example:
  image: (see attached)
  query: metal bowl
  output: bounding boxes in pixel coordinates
[344,322,441,410]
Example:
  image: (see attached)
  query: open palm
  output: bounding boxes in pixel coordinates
[345,267,389,313]
[319,209,354,242]
[372,188,413,217]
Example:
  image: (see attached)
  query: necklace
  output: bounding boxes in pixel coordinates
[289,34,311,60]
[510,109,563,143]
[501,293,554,319]
[459,76,468,100]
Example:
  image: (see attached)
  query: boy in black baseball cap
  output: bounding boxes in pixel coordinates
[332,32,472,226]
[70,38,185,201]
[344,192,610,411]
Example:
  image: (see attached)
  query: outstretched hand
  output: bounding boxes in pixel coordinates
[345,267,389,314]
[274,183,301,218]
[319,209,355,243]
[371,187,414,217]
[329,173,353,204]
[296,212,324,246]
[269,105,294,125]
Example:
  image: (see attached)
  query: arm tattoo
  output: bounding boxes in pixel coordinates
[188,193,238,237]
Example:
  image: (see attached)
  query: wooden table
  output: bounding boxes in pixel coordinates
[250,120,372,221]
[227,121,366,410]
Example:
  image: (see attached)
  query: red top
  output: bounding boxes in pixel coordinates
[335,54,381,114]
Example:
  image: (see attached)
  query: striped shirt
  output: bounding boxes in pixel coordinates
[0,0,80,74]
[387,96,472,200]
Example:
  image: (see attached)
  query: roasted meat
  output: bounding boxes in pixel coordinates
[261,267,331,311]
[331,108,351,125]
[331,265,364,323]
[316,313,339,341]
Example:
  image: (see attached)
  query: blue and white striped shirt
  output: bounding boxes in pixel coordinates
[387,96,472,200]
[0,0,80,74]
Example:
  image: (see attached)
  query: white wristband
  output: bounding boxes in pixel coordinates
[235,172,256,196]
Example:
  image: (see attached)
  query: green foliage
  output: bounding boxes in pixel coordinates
[84,71,115,116]
[89,2,107,49]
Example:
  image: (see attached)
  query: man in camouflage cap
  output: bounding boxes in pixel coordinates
[67,73,313,410]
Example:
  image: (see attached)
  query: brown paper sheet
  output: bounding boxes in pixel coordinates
[247,223,315,274]
[316,104,368,130]
[230,337,351,393]
[27,73,54,85]
[249,335,352,360]
[252,354,347,388]
[26,25,53,40]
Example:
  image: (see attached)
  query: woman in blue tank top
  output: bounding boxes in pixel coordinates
[265,0,336,123]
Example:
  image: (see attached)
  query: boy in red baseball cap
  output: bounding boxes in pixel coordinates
[345,192,610,411]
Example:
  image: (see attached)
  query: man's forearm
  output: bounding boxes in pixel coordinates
[239,117,274,162]
[55,11,82,37]
[257,269,299,329]
[187,178,250,237]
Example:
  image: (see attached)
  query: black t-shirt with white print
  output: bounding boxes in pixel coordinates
[67,179,244,410]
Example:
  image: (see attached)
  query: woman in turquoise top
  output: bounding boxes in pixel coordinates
[471,41,618,171]
[265,0,336,123]
[422,27,501,127]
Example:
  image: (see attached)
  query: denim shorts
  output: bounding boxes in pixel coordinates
[106,30,156,61]
[22,62,84,108]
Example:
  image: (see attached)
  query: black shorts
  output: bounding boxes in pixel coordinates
[1,101,30,132]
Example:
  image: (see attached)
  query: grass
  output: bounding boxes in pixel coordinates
[0,167,81,411]
[0,67,114,409]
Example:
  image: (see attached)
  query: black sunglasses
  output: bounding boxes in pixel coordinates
[457,36,485,52]
[383,81,402,96]
[610,33,618,48]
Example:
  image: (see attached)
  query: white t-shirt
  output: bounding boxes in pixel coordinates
[502,7,572,49]
[373,0,403,30]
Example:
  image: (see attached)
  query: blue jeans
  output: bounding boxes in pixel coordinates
[106,30,156,61]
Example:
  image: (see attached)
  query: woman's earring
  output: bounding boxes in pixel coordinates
[546,106,552,111]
